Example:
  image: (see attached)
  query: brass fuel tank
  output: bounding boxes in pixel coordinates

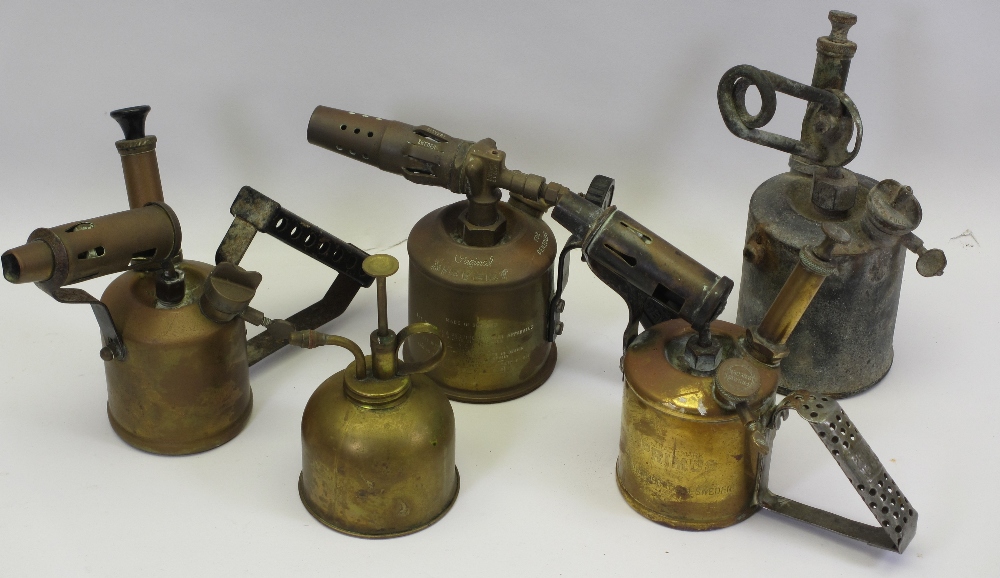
[308,106,561,402]
[617,224,918,553]
[405,200,556,402]
[100,260,253,454]
[717,11,946,397]
[291,255,459,537]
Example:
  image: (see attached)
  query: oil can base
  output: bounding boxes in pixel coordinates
[298,468,460,539]
[615,464,758,531]
[436,345,557,404]
[105,392,253,456]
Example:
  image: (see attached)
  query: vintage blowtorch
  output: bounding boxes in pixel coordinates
[0,106,362,455]
[617,223,917,553]
[307,108,734,401]
[289,254,458,538]
[717,10,946,397]
[308,106,563,403]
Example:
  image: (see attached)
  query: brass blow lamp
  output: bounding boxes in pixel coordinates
[617,223,917,553]
[1,106,370,454]
[290,254,459,538]
[308,106,562,403]
[717,10,946,397]
[2,106,271,453]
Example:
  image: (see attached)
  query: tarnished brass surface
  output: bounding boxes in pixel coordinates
[299,365,458,537]
[617,319,778,530]
[102,260,252,455]
[616,225,918,552]
[405,200,557,403]
[293,254,458,537]
[0,105,285,455]
[308,106,574,402]
[719,11,946,397]
[3,203,181,288]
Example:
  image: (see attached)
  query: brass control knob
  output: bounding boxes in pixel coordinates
[199,262,263,323]
[584,175,615,209]
[714,358,762,407]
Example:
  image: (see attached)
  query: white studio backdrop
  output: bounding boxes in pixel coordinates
[0,1,996,576]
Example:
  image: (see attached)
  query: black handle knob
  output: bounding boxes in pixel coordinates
[584,175,615,209]
[110,105,151,140]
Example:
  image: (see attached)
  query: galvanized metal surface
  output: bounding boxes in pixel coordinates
[718,10,946,397]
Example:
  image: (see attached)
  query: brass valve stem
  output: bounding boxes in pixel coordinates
[812,10,858,92]
[750,223,849,363]
[464,156,500,227]
[364,254,400,380]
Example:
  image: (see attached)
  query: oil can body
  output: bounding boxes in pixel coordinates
[738,170,906,397]
[405,200,557,403]
[101,260,253,455]
[299,365,459,538]
[616,319,777,530]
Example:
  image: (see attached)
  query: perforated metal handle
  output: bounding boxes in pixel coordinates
[759,392,917,553]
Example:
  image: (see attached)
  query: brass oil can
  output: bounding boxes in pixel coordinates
[290,255,459,537]
[717,11,946,397]
[307,107,560,402]
[1,106,289,454]
[617,224,917,552]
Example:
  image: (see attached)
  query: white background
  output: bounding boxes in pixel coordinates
[0,1,996,576]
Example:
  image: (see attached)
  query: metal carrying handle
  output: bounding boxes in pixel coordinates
[718,64,863,167]
[215,186,374,365]
[394,322,445,376]
[758,392,917,553]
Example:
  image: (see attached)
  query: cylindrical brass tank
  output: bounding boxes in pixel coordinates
[299,359,458,537]
[616,319,778,529]
[405,200,557,403]
[101,260,252,454]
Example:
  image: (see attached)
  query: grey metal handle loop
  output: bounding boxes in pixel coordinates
[758,391,917,553]
[718,65,863,167]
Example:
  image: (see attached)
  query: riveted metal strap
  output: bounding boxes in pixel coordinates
[46,287,127,361]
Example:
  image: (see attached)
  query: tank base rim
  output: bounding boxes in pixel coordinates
[106,391,253,456]
[777,351,893,399]
[435,345,557,404]
[615,461,757,531]
[298,468,461,539]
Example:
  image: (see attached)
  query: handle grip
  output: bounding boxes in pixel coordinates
[718,64,863,167]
